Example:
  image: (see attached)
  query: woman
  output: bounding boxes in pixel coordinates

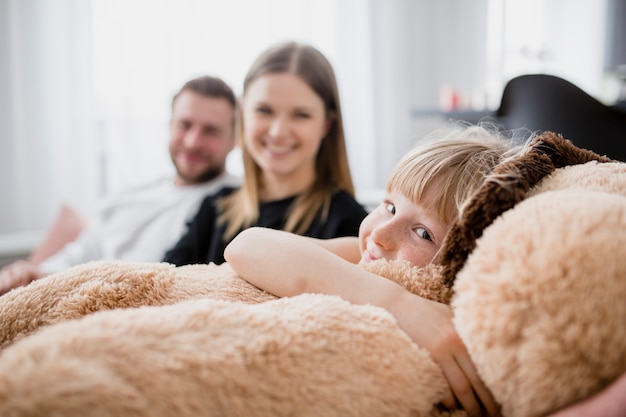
[164,41,367,265]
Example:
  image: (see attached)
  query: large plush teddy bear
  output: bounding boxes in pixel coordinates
[0,133,625,417]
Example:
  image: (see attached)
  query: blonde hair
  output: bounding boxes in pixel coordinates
[387,123,526,226]
[219,41,355,239]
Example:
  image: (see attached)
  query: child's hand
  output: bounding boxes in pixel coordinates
[227,227,500,416]
[389,292,500,417]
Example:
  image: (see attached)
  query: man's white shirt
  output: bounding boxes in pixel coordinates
[40,173,240,273]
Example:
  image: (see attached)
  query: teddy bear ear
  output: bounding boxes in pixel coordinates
[435,132,611,289]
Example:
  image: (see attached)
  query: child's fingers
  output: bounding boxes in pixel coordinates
[439,359,482,417]
[440,385,456,410]
[456,354,501,417]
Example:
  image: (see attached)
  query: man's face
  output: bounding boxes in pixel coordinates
[169,90,235,185]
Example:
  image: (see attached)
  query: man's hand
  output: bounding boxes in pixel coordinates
[0,260,43,296]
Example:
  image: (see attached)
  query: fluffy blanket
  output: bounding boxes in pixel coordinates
[0,133,625,417]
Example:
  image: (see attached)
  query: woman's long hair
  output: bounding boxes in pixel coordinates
[219,41,355,239]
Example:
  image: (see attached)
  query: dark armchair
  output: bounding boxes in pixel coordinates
[495,74,626,161]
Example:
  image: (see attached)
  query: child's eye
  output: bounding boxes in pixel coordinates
[295,112,311,119]
[385,202,396,215]
[416,227,433,242]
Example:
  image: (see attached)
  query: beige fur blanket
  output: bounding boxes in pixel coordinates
[0,260,456,417]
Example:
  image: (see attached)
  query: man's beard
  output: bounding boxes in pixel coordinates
[177,164,224,185]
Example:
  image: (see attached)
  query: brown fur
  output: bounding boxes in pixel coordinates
[437,132,612,287]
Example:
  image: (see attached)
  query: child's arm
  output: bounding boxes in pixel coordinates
[303,235,362,264]
[225,227,499,417]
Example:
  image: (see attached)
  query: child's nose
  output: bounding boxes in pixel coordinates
[370,222,397,251]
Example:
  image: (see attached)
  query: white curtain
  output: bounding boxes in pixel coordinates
[0,0,98,235]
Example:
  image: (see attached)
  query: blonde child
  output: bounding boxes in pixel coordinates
[225,124,525,417]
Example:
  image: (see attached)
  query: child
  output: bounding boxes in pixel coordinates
[225,124,525,417]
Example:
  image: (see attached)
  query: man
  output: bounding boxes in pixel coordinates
[0,75,239,295]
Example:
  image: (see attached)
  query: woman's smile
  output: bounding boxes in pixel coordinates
[262,140,297,157]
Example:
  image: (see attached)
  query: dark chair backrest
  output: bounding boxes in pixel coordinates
[496,74,626,161]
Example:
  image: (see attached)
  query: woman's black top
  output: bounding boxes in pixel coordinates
[163,187,368,266]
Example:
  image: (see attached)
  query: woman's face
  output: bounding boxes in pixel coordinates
[242,72,329,186]
[358,189,449,268]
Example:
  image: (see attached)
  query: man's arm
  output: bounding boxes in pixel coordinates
[0,204,88,296]
[0,260,45,296]
[28,204,86,265]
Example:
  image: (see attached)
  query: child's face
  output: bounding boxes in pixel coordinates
[358,189,449,268]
